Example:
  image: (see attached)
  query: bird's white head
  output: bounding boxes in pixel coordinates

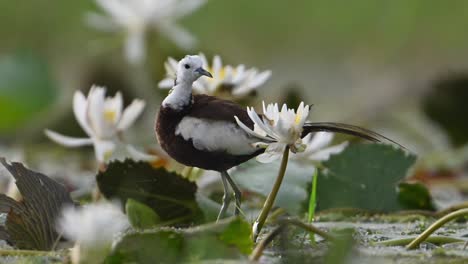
[176,55,213,84]
[162,55,212,110]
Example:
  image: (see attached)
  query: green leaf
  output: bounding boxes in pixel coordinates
[0,53,56,132]
[125,198,161,229]
[317,143,417,212]
[195,193,222,223]
[107,217,252,264]
[397,182,436,211]
[324,228,355,264]
[218,217,253,255]
[0,158,74,250]
[97,159,203,226]
[232,159,314,214]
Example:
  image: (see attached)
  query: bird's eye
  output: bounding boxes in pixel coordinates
[184,64,190,69]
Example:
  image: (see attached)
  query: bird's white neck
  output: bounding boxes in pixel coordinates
[162,81,193,111]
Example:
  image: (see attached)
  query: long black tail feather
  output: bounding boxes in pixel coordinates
[302,122,407,150]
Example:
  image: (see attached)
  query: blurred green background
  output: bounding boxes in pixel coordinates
[1,0,468,156]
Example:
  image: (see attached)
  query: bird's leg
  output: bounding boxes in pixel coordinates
[217,171,232,221]
[222,171,242,216]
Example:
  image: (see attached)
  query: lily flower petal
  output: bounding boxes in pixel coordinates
[234,116,273,142]
[85,13,119,32]
[104,91,123,124]
[58,201,129,245]
[256,142,286,163]
[95,0,135,25]
[125,144,158,162]
[247,107,280,139]
[87,86,106,138]
[117,99,145,131]
[158,78,175,89]
[124,28,146,65]
[45,130,93,147]
[93,139,115,163]
[306,141,349,161]
[305,132,334,152]
[73,91,93,136]
[172,0,207,19]
[157,23,196,50]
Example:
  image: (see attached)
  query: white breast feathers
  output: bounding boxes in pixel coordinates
[175,117,257,155]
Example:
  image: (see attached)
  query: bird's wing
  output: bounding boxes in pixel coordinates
[175,95,258,155]
[189,94,254,127]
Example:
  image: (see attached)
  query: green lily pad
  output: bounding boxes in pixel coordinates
[317,143,417,212]
[126,198,161,229]
[107,217,252,264]
[397,182,435,211]
[232,159,314,214]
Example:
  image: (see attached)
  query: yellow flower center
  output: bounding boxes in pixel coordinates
[104,110,117,122]
[295,113,302,125]
[207,66,228,82]
[103,150,113,162]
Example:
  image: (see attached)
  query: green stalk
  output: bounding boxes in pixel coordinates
[252,146,290,242]
[406,208,468,250]
[375,236,464,247]
[281,218,334,241]
[308,169,318,244]
[249,218,333,261]
[0,249,57,256]
[249,225,285,261]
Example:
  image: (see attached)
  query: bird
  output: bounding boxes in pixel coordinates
[155,55,403,220]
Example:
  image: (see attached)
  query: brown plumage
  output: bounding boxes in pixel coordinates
[156,94,263,172]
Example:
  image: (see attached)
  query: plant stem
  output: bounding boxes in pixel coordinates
[308,169,318,244]
[252,146,290,242]
[0,249,57,256]
[406,208,468,250]
[249,218,333,261]
[375,236,464,247]
[249,225,285,261]
[281,218,334,241]
[435,201,468,217]
[267,208,286,223]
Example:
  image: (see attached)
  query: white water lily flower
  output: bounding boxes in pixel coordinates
[58,202,129,264]
[87,0,207,64]
[235,102,310,163]
[293,132,348,162]
[158,53,272,98]
[45,85,153,163]
[58,202,129,246]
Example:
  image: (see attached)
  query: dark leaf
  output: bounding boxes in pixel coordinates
[0,158,74,250]
[317,144,417,212]
[423,74,468,146]
[97,159,203,225]
[397,182,436,211]
[106,217,252,264]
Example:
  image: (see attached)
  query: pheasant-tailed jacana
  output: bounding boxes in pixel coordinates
[156,55,401,220]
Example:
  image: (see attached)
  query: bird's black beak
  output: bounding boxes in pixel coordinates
[196,67,213,78]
